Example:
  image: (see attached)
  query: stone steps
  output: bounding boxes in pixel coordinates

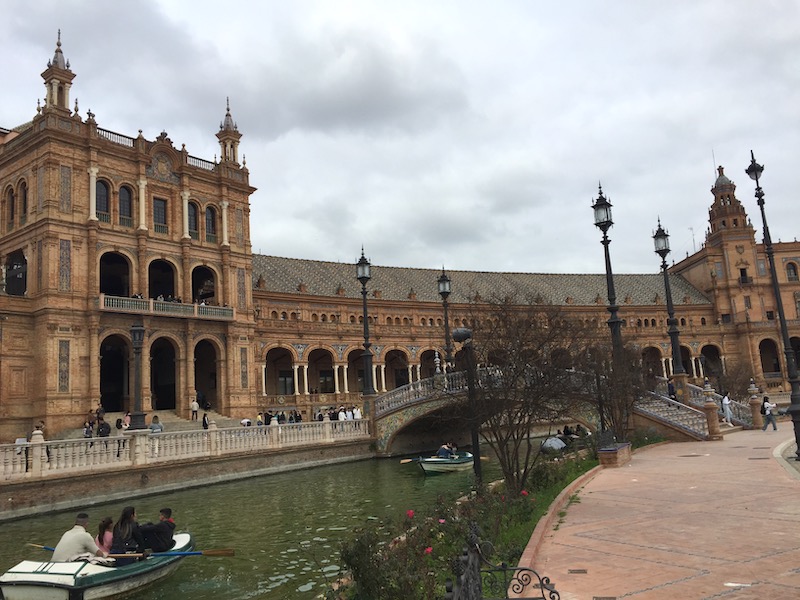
[53,410,242,440]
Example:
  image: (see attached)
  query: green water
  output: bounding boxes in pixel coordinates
[0,457,501,599]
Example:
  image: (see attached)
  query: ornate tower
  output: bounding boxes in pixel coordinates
[216,98,242,164]
[706,166,755,246]
[40,30,76,113]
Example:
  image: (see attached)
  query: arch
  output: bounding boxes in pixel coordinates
[787,262,799,282]
[119,185,133,227]
[5,249,27,296]
[188,202,199,239]
[96,180,110,221]
[99,333,130,412]
[700,345,723,381]
[205,206,218,243]
[99,251,132,297]
[19,181,27,223]
[678,346,692,376]
[191,264,217,305]
[5,186,14,229]
[307,347,335,394]
[265,346,297,395]
[150,336,179,410]
[384,349,410,389]
[419,348,440,378]
[194,338,219,410]
[640,346,663,384]
[148,259,177,299]
[759,338,781,377]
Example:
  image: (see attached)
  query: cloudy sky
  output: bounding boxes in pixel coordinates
[4,1,800,277]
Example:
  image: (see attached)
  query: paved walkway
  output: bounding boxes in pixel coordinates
[521,427,800,599]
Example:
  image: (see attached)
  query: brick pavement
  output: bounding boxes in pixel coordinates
[520,428,800,599]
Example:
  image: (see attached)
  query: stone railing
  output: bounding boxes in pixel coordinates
[1,419,370,482]
[99,294,235,321]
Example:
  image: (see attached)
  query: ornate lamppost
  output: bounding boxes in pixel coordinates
[356,249,376,396]
[130,322,146,430]
[746,151,800,458]
[653,220,686,380]
[437,268,454,371]
[452,327,482,485]
[591,185,623,431]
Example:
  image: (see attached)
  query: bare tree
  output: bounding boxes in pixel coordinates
[452,296,595,494]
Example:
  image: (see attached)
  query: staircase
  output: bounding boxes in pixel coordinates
[53,410,242,440]
[635,392,709,439]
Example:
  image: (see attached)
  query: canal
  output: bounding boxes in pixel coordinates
[0,455,503,599]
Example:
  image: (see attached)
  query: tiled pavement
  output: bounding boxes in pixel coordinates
[519,427,800,600]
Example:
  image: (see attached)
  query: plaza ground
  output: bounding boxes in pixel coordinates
[520,425,800,599]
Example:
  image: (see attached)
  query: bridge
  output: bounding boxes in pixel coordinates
[371,370,756,454]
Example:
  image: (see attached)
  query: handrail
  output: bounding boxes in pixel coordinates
[97,127,135,148]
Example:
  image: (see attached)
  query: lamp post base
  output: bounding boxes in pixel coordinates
[129,411,148,430]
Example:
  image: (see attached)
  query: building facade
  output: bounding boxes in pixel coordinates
[1,37,799,442]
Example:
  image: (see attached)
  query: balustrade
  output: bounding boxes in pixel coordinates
[99,293,234,321]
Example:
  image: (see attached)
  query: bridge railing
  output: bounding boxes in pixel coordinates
[375,370,484,417]
[1,419,370,481]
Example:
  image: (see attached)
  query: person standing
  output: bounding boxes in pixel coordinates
[52,512,108,561]
[761,396,778,431]
[721,393,734,427]
[202,412,209,430]
[190,399,199,421]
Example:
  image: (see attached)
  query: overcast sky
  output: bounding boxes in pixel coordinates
[4,1,800,278]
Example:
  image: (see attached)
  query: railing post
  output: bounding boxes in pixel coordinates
[128,430,150,466]
[703,401,722,440]
[750,396,764,430]
[29,429,44,478]
[209,421,219,456]
[323,413,334,443]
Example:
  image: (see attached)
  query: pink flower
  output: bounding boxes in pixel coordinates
[438,519,446,524]
[521,490,529,496]
[424,546,433,554]
[406,509,415,519]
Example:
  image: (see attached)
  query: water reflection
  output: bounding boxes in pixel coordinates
[0,457,501,599]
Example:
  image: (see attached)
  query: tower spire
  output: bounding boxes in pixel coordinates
[41,30,76,112]
[216,97,242,164]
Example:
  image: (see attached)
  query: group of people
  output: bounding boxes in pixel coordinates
[557,424,587,441]
[315,406,362,422]
[436,442,459,458]
[51,507,177,565]
[83,406,131,440]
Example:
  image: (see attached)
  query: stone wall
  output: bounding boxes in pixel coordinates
[1,440,373,522]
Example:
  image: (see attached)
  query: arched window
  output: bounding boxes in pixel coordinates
[19,182,27,224]
[701,317,707,326]
[205,207,217,243]
[96,181,110,222]
[6,188,15,229]
[787,262,799,282]
[188,203,199,239]
[119,186,133,227]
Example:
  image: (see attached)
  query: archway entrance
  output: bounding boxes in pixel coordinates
[151,338,177,410]
[99,252,130,297]
[265,347,295,396]
[100,334,129,412]
[191,266,216,305]
[148,260,175,300]
[385,350,410,389]
[194,340,218,410]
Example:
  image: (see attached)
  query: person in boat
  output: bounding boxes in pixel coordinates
[95,516,114,554]
[52,512,108,561]
[110,506,146,566]
[436,443,457,458]
[140,508,177,553]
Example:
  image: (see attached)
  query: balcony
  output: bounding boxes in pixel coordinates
[98,293,235,321]
[739,276,754,285]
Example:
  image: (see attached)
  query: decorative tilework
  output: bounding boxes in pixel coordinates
[235,208,244,246]
[58,340,70,392]
[237,268,246,308]
[333,344,348,361]
[293,344,308,360]
[37,167,44,211]
[59,240,71,291]
[60,166,71,212]
[37,240,43,291]
[240,347,248,388]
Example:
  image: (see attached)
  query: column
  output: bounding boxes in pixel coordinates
[333,365,341,394]
[666,357,673,377]
[87,167,98,221]
[342,365,349,394]
[302,364,309,394]
[407,365,413,384]
[221,200,230,246]
[89,318,100,404]
[292,365,299,396]
[261,364,267,396]
[722,356,727,375]
[696,358,705,379]
[377,364,384,392]
[137,178,147,230]
[181,190,190,239]
[415,363,421,381]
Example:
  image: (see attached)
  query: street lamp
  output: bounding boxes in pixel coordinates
[592,184,623,431]
[437,268,454,370]
[653,220,686,377]
[746,151,800,459]
[356,249,376,396]
[452,327,482,485]
[130,322,146,430]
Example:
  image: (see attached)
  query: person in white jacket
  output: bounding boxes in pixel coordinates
[761,396,778,431]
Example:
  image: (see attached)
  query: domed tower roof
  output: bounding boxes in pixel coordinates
[41,30,76,113]
[706,165,754,245]
[220,97,238,132]
[216,97,242,164]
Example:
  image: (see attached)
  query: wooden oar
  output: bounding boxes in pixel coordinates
[28,543,234,558]
[399,458,418,464]
[108,549,235,558]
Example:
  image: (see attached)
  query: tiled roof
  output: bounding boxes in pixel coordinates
[251,255,712,307]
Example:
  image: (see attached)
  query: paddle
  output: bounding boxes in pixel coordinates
[399,458,418,464]
[28,543,234,558]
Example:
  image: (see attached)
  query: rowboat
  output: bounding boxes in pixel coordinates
[419,451,474,474]
[0,532,193,600]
